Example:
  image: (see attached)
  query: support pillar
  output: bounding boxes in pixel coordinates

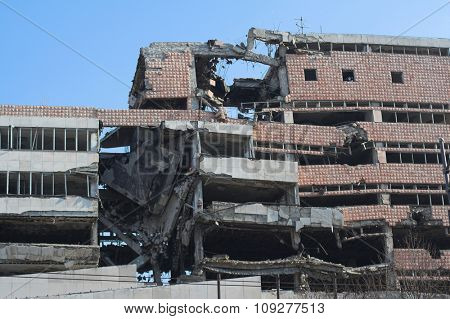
[193,225,204,276]
[383,225,397,290]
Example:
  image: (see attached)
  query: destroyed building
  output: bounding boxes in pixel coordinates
[0,28,449,294]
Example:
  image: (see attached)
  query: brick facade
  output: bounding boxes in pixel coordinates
[298,164,443,186]
[341,205,450,226]
[142,51,192,99]
[359,122,450,143]
[253,122,345,146]
[286,52,449,103]
[394,249,450,270]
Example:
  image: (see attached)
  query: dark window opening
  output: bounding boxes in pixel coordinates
[382,112,396,122]
[304,69,317,81]
[303,194,379,207]
[0,127,9,149]
[433,113,445,124]
[77,129,88,152]
[391,194,418,205]
[19,172,30,195]
[0,172,6,194]
[342,70,355,82]
[386,152,401,163]
[43,128,54,150]
[293,111,367,126]
[396,112,408,123]
[54,128,65,150]
[0,221,92,245]
[54,173,66,196]
[31,173,42,196]
[66,174,87,196]
[425,153,439,164]
[43,173,53,196]
[421,113,432,123]
[391,71,404,84]
[20,128,31,150]
[66,129,76,151]
[8,172,18,195]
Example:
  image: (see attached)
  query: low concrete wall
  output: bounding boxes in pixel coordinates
[163,120,253,136]
[0,150,98,172]
[44,276,262,299]
[0,265,138,299]
[0,116,99,129]
[0,243,99,274]
[200,157,298,183]
[0,196,97,216]
[206,202,343,229]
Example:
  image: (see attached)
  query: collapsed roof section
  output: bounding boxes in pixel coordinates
[128,28,311,112]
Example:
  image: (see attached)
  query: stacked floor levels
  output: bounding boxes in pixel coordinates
[0,28,449,293]
[0,115,100,274]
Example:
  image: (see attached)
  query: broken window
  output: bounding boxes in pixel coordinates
[66,129,77,151]
[31,128,43,150]
[43,128,54,150]
[304,69,317,81]
[0,127,9,149]
[88,130,98,151]
[342,69,355,82]
[77,129,88,152]
[88,175,97,197]
[391,71,404,84]
[54,173,66,196]
[54,128,65,150]
[31,172,42,195]
[42,173,53,196]
[19,172,30,195]
[66,174,87,196]
[8,172,18,195]
[0,172,6,194]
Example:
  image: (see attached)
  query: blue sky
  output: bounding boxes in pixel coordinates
[0,0,449,109]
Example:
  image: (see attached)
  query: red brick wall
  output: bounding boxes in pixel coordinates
[99,109,214,126]
[394,249,450,270]
[298,163,443,185]
[286,52,450,103]
[0,105,216,126]
[143,51,192,99]
[359,122,450,143]
[253,122,344,146]
[342,205,449,226]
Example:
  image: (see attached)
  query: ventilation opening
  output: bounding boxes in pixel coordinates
[304,69,317,81]
[342,69,355,82]
[391,71,404,84]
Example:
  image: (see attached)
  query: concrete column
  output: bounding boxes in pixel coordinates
[191,131,201,169]
[244,137,254,159]
[377,193,391,205]
[366,110,383,122]
[372,150,387,164]
[91,221,98,245]
[277,46,289,97]
[192,180,203,216]
[293,272,301,292]
[283,111,294,124]
[193,225,204,275]
[383,225,397,290]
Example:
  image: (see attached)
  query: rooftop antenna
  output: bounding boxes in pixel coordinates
[295,17,308,35]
